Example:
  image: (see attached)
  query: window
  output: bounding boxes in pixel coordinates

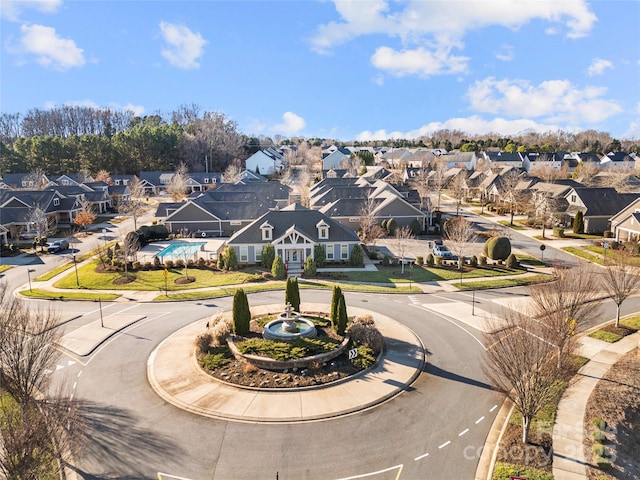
[326,244,334,260]
[204,178,209,184]
[239,246,248,263]
[262,228,272,241]
[230,220,241,226]
[570,194,577,203]
[348,217,360,223]
[319,227,328,238]
[212,178,217,184]
[317,221,329,239]
[341,244,348,259]
[53,198,60,206]
[255,248,262,262]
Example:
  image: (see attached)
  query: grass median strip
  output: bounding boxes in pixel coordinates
[455,274,553,290]
[20,288,120,301]
[588,315,640,343]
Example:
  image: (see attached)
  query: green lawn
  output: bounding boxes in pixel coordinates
[53,260,263,291]
[342,265,524,283]
[588,314,640,343]
[0,265,12,274]
[498,220,527,230]
[20,288,120,301]
[455,274,553,290]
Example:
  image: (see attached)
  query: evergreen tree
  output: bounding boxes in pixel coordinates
[217,251,225,270]
[232,288,250,335]
[303,255,317,277]
[386,218,397,236]
[330,285,342,330]
[336,294,348,336]
[349,244,364,266]
[225,246,238,270]
[314,244,326,267]
[573,210,584,234]
[261,243,275,269]
[285,277,300,312]
[271,254,286,280]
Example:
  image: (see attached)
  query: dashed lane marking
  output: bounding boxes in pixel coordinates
[334,464,404,480]
[414,452,429,461]
[490,404,498,412]
[438,441,451,449]
[475,416,485,424]
[459,428,469,436]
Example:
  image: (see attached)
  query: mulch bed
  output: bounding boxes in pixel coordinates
[598,324,637,338]
[496,423,553,472]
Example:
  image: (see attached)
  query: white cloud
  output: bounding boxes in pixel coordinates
[17,24,85,69]
[356,115,565,141]
[272,112,306,135]
[467,77,622,124]
[494,44,514,62]
[159,21,207,69]
[371,46,469,77]
[587,58,613,76]
[1,0,62,21]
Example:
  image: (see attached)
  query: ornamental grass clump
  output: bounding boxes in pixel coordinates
[347,314,384,355]
[209,312,233,346]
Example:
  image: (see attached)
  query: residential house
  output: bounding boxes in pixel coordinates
[224,203,361,274]
[481,151,530,171]
[321,148,352,171]
[138,171,175,195]
[599,152,636,170]
[245,147,285,175]
[1,172,51,190]
[563,187,640,234]
[608,197,640,242]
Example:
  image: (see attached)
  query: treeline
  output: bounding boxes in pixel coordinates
[1,103,639,176]
[0,104,272,176]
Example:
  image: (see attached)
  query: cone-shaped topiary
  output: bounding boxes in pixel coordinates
[303,255,317,277]
[261,243,275,269]
[232,288,250,335]
[350,244,364,266]
[330,285,342,330]
[271,254,285,280]
[285,277,300,312]
[573,210,584,234]
[336,294,348,336]
[386,218,397,236]
[225,246,238,270]
[483,236,511,260]
[314,245,326,267]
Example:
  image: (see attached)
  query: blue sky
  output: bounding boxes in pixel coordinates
[2,0,639,141]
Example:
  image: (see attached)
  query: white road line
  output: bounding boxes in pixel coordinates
[72,381,77,390]
[334,464,404,479]
[490,404,498,412]
[475,416,485,424]
[77,370,82,378]
[414,452,429,461]
[438,441,451,449]
[418,306,486,350]
[458,428,469,436]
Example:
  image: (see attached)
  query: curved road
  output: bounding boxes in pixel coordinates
[49,289,504,480]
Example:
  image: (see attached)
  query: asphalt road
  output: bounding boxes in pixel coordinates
[45,289,504,480]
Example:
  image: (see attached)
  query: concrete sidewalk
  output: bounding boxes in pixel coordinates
[552,331,640,479]
[147,303,425,423]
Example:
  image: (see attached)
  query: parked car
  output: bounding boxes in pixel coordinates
[46,239,69,253]
[432,244,453,258]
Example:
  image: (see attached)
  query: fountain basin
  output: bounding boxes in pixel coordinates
[263,317,317,341]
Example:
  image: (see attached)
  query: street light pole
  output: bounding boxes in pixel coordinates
[27,268,35,293]
[73,254,79,287]
[98,298,104,328]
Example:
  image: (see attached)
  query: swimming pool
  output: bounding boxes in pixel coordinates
[156,242,206,258]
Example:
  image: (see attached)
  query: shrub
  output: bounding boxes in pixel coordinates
[469,255,478,267]
[347,315,384,355]
[416,256,424,265]
[303,255,317,277]
[143,262,153,270]
[314,244,326,267]
[200,351,231,370]
[153,256,161,268]
[603,230,613,238]
[553,226,565,238]
[573,210,584,234]
[225,246,238,271]
[595,457,611,471]
[409,218,421,236]
[285,277,300,312]
[381,219,388,230]
[261,243,275,269]
[592,417,607,430]
[592,444,606,457]
[197,257,206,268]
[195,332,213,354]
[386,218,397,236]
[132,261,140,270]
[217,253,225,270]
[174,258,184,268]
[381,255,390,266]
[479,255,487,266]
[350,244,364,266]
[426,253,434,266]
[592,430,606,443]
[483,236,511,260]
[232,289,251,335]
[350,344,376,369]
[506,253,519,269]
[209,313,233,345]
[330,285,342,331]
[164,259,174,269]
[271,255,286,280]
[435,255,443,267]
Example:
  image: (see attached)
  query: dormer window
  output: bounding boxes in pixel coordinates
[53,198,60,206]
[261,221,273,241]
[316,220,330,240]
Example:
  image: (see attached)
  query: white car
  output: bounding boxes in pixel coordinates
[432,245,453,258]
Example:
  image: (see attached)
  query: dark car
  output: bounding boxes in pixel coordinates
[46,239,69,253]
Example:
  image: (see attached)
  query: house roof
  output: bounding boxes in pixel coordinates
[567,188,640,217]
[227,203,360,245]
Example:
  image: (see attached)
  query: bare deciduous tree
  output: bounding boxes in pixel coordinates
[498,170,525,226]
[28,205,57,250]
[166,162,189,201]
[444,216,477,273]
[222,161,242,184]
[358,197,385,245]
[429,160,447,211]
[600,253,640,327]
[118,175,146,231]
[528,262,601,363]
[483,311,573,444]
[393,226,414,274]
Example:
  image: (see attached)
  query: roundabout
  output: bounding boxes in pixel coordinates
[147,303,426,423]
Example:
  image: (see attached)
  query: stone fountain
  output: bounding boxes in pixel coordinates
[262,302,317,341]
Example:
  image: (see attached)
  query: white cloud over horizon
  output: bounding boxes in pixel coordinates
[16,24,85,69]
[159,21,207,69]
[272,112,306,135]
